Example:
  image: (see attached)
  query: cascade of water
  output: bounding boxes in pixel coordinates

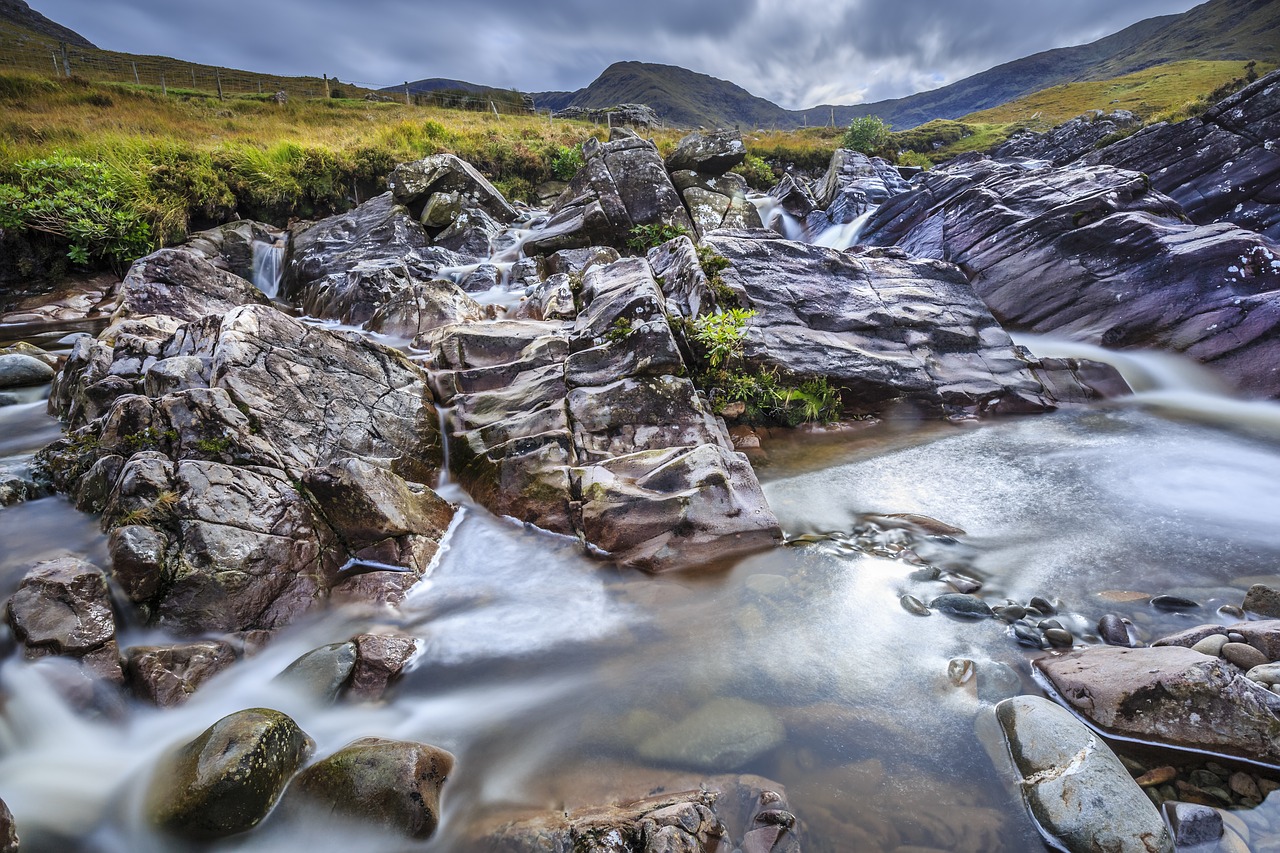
[251,239,284,299]
[748,194,805,240]
[811,208,876,250]
[436,405,453,487]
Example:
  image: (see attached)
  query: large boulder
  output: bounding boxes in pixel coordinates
[388,152,518,224]
[1086,70,1280,241]
[0,352,55,388]
[41,299,451,636]
[665,130,747,175]
[1036,645,1280,765]
[280,737,452,839]
[524,129,695,254]
[994,696,1172,853]
[145,708,313,840]
[423,255,781,571]
[860,155,1280,397]
[6,557,122,683]
[184,219,284,283]
[696,230,1113,416]
[671,170,763,234]
[993,110,1141,167]
[112,247,269,329]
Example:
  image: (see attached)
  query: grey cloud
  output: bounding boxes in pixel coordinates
[34,0,1200,107]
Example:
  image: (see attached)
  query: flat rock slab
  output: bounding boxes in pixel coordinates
[1037,645,1280,764]
[995,695,1172,853]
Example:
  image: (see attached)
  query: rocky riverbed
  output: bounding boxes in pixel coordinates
[0,72,1279,853]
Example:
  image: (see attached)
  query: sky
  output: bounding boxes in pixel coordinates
[33,0,1204,108]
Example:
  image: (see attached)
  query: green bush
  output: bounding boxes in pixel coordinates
[731,153,775,190]
[0,153,154,268]
[548,143,584,181]
[841,115,893,157]
[690,308,755,368]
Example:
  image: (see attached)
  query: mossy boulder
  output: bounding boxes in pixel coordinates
[282,737,453,839]
[145,708,313,839]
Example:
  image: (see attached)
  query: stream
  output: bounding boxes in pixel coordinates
[3,205,1280,852]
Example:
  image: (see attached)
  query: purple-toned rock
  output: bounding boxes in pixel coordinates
[6,557,122,683]
[125,641,237,706]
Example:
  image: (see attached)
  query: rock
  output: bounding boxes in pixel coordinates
[672,171,763,234]
[0,798,14,853]
[638,698,784,770]
[900,594,930,616]
[860,155,1280,398]
[1097,613,1134,646]
[1152,624,1227,649]
[0,352,55,388]
[473,776,792,853]
[425,256,780,572]
[125,641,237,706]
[1037,646,1280,764]
[1246,662,1280,686]
[993,110,1142,166]
[281,737,453,839]
[812,149,910,224]
[389,152,517,224]
[112,247,269,328]
[1151,595,1199,611]
[1085,70,1280,241]
[145,708,313,839]
[1221,642,1269,671]
[184,219,284,283]
[1244,583,1280,618]
[1134,766,1177,787]
[349,633,416,701]
[1161,802,1223,848]
[553,103,662,129]
[275,642,357,701]
[994,695,1172,853]
[698,230,1112,417]
[929,594,993,619]
[665,130,747,175]
[524,128,695,254]
[0,458,52,507]
[1191,634,1230,656]
[6,557,122,683]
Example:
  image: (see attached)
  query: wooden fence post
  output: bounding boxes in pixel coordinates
[59,42,70,77]
[131,62,139,84]
[216,69,224,100]
[323,74,329,98]
[50,51,59,75]
[404,82,411,106]
[191,67,197,88]
[161,73,166,95]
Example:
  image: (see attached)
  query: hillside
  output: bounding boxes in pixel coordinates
[524,0,1278,130]
[0,0,93,47]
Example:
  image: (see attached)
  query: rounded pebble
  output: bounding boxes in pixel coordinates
[947,658,974,686]
[1192,635,1230,657]
[943,574,982,594]
[929,594,992,618]
[1029,596,1057,615]
[1039,618,1064,632]
[900,594,931,617]
[1013,622,1043,647]
[1227,632,1246,644]
[1097,614,1131,647]
[1151,595,1200,611]
[1222,642,1269,671]
[908,566,941,582]
[1044,628,1074,648]
[993,604,1025,622]
[1218,605,1246,619]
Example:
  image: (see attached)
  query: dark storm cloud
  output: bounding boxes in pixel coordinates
[33,0,1200,107]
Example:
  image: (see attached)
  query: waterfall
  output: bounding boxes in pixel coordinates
[812,208,876,250]
[749,195,805,240]
[251,238,284,299]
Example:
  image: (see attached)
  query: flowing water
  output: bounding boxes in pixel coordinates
[5,225,1280,851]
[251,239,284,300]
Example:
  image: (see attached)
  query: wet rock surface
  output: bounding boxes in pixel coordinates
[1037,645,1280,765]
[281,737,453,839]
[1085,70,1280,241]
[6,557,122,683]
[145,708,313,839]
[0,798,14,853]
[525,128,694,254]
[125,640,237,706]
[993,109,1141,167]
[860,154,1280,397]
[425,255,781,571]
[698,230,1113,416]
[994,695,1172,853]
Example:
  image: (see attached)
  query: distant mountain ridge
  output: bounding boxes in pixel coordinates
[0,0,95,47]
[406,0,1278,130]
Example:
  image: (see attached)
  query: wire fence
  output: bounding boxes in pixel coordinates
[0,20,537,115]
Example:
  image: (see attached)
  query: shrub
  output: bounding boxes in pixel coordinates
[0,153,154,269]
[841,115,893,157]
[690,308,755,368]
[626,222,691,254]
[731,153,775,190]
[548,143,584,181]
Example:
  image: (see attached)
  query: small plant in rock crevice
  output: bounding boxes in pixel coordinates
[690,308,755,368]
[695,244,739,306]
[626,223,690,255]
[604,316,634,344]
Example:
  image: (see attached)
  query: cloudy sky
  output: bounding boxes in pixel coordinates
[35,0,1203,107]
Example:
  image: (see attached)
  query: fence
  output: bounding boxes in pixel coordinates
[0,20,536,115]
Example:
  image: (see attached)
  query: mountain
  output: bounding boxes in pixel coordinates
[535,0,1278,130]
[0,0,95,47]
[398,77,517,98]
